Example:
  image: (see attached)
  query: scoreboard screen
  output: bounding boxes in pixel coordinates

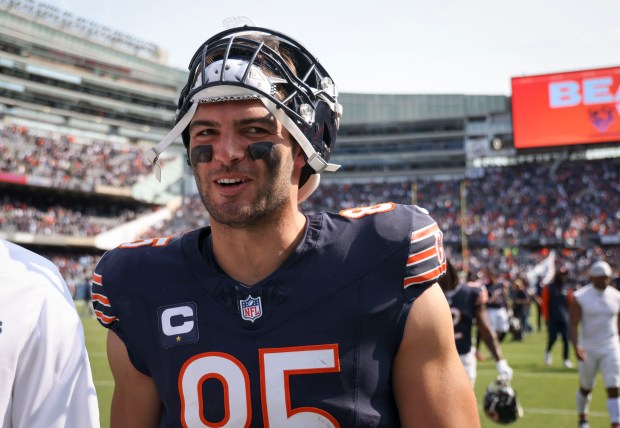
[511,66,620,149]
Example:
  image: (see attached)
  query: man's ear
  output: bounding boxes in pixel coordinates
[293,146,306,168]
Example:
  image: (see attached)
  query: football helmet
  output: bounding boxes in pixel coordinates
[483,376,524,424]
[509,315,522,341]
[147,25,343,202]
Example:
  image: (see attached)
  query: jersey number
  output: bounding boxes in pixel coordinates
[339,202,395,219]
[178,344,341,428]
[450,307,463,339]
[118,237,172,248]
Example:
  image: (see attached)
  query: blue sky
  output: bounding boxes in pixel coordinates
[42,0,620,95]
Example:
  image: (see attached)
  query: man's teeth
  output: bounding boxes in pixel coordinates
[217,178,245,184]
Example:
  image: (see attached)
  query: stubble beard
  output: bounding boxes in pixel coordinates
[196,159,293,229]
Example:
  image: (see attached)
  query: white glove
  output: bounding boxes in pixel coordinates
[496,359,513,381]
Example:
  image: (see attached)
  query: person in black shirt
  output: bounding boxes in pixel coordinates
[537,266,574,368]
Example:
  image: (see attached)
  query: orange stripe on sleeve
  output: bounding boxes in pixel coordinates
[92,273,102,285]
[410,223,440,242]
[95,310,118,325]
[407,246,439,265]
[403,263,446,288]
[92,293,110,306]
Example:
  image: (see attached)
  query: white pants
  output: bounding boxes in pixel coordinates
[487,307,510,333]
[459,350,477,386]
[578,343,620,390]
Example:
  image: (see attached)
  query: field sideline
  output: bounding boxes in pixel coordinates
[81,312,611,428]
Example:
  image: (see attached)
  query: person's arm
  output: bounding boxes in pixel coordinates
[568,297,586,361]
[107,331,162,428]
[393,283,480,427]
[476,305,503,361]
[476,305,513,379]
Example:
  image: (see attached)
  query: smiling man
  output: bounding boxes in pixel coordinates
[92,25,479,428]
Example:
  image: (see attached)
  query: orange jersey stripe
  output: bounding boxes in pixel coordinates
[407,246,439,266]
[92,292,110,306]
[95,310,118,325]
[410,223,440,243]
[403,263,446,288]
[92,273,102,285]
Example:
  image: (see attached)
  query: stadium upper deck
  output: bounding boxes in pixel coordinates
[0,0,186,145]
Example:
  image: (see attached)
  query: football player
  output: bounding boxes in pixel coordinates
[92,25,479,427]
[569,261,620,428]
[439,259,513,386]
[485,270,511,343]
[0,239,100,427]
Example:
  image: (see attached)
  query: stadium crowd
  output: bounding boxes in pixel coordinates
[0,191,154,236]
[301,157,620,282]
[305,158,620,246]
[143,194,209,238]
[48,253,100,300]
[0,125,172,189]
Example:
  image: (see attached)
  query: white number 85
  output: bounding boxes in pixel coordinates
[178,344,341,428]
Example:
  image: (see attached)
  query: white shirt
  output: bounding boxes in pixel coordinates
[574,283,620,349]
[0,239,100,428]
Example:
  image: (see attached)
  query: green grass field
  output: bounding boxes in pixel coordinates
[81,313,611,428]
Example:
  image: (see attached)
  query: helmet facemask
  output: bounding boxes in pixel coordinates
[483,376,524,424]
[146,27,342,202]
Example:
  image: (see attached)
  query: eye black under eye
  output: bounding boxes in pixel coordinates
[190,145,213,164]
[248,142,274,160]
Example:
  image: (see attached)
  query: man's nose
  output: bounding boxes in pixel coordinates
[212,131,246,165]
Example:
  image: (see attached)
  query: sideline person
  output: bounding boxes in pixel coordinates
[0,239,100,428]
[540,266,574,368]
[569,261,620,428]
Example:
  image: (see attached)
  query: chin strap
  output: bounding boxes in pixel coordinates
[146,103,198,182]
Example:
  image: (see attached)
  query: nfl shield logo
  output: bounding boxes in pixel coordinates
[240,295,262,322]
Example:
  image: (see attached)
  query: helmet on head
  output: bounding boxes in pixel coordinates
[146,25,343,202]
[483,376,523,424]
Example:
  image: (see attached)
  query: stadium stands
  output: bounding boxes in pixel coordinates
[0,125,163,189]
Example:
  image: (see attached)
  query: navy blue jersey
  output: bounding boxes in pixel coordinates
[545,280,570,322]
[92,203,446,427]
[486,281,507,309]
[445,282,488,355]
